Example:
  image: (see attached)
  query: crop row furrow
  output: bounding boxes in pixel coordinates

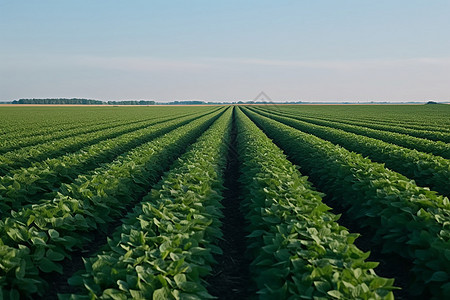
[235,108,396,299]
[243,108,450,299]
[0,113,196,176]
[270,106,450,129]
[0,114,126,141]
[0,116,155,154]
[273,110,450,134]
[327,117,450,134]
[250,107,450,197]
[65,108,232,299]
[301,114,450,143]
[0,109,224,298]
[254,107,450,159]
[0,110,216,219]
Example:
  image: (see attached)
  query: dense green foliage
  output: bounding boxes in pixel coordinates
[257,105,450,143]
[261,104,450,128]
[243,107,450,299]
[250,107,450,196]
[236,108,395,299]
[67,108,233,299]
[255,107,450,158]
[0,104,448,299]
[0,106,215,136]
[0,110,216,217]
[0,109,223,297]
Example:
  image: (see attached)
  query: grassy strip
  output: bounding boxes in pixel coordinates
[254,107,450,159]
[0,109,224,298]
[66,108,232,299]
[244,108,450,299]
[236,108,395,299]
[250,107,450,197]
[0,110,216,218]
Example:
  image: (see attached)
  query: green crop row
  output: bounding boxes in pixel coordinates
[0,109,223,298]
[0,113,119,139]
[236,108,395,299]
[315,114,450,134]
[249,107,450,197]
[1,107,220,155]
[66,108,232,299]
[264,107,450,142]
[311,115,450,136]
[0,116,181,176]
[0,106,221,176]
[264,104,450,130]
[0,117,149,154]
[244,108,450,299]
[0,110,216,219]
[255,107,450,159]
[0,106,217,139]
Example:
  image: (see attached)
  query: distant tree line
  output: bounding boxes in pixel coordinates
[11,99,156,105]
[8,99,446,105]
[12,98,104,105]
[167,101,205,105]
[107,100,155,105]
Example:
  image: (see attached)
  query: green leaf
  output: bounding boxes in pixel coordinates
[428,271,449,282]
[130,289,146,299]
[68,275,84,287]
[15,260,26,280]
[38,257,63,273]
[178,281,201,293]
[174,274,187,287]
[153,287,169,300]
[31,237,46,246]
[48,229,60,239]
[369,277,389,289]
[327,290,343,299]
[103,288,127,300]
[27,215,36,226]
[314,281,331,294]
[46,249,65,261]
[117,280,129,292]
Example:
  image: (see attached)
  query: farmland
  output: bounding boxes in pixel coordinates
[0,104,449,299]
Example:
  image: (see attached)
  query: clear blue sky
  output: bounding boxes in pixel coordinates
[1,0,449,102]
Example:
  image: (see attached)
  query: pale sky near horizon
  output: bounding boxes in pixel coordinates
[1,1,449,102]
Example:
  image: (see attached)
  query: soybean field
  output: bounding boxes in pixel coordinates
[0,104,449,300]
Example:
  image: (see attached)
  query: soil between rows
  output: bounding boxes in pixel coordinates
[320,194,423,300]
[280,153,430,300]
[42,188,162,299]
[243,108,433,299]
[206,109,253,299]
[40,113,224,299]
[38,108,425,299]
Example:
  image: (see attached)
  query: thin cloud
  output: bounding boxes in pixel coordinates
[203,57,450,70]
[76,56,211,72]
[0,54,212,72]
[3,53,450,72]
